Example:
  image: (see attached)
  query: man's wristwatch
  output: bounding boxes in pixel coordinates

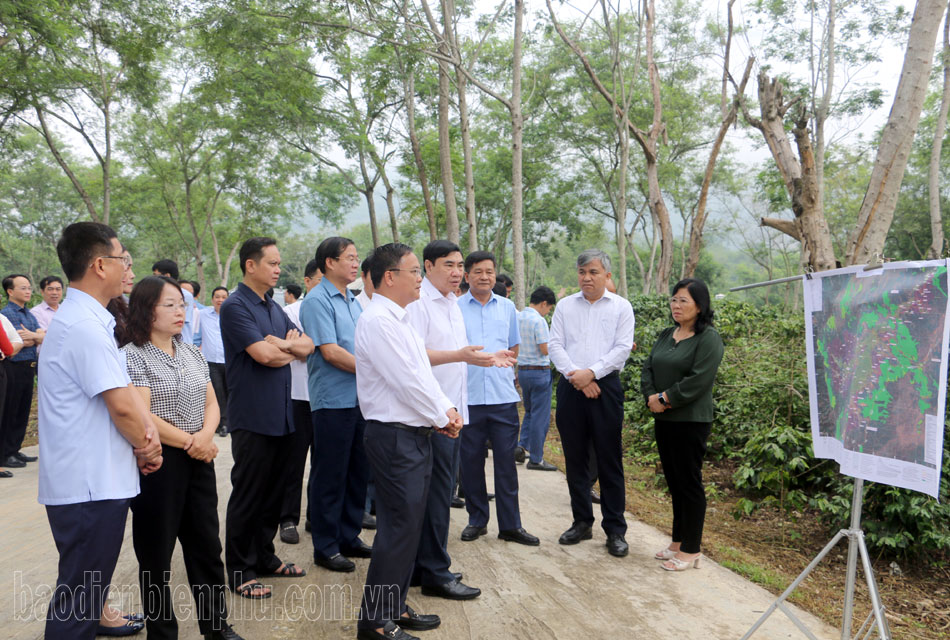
[658,392,669,407]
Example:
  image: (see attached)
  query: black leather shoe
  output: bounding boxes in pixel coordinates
[362,512,377,529]
[304,519,312,532]
[14,451,37,462]
[395,606,440,631]
[606,533,629,557]
[460,525,487,541]
[357,620,419,640]
[590,489,601,504]
[315,553,355,572]
[451,495,465,509]
[513,446,526,463]
[341,539,373,558]
[558,522,593,545]
[204,622,244,639]
[3,455,25,468]
[216,425,228,437]
[526,460,557,471]
[498,527,540,546]
[279,521,299,544]
[421,577,481,600]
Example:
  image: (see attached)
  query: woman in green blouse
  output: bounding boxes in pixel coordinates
[641,278,724,571]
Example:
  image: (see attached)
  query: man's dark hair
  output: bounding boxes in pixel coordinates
[361,250,375,277]
[492,281,508,297]
[529,286,556,306]
[211,286,229,297]
[370,243,414,288]
[496,273,513,287]
[126,276,183,347]
[304,258,320,279]
[315,236,355,275]
[285,284,302,299]
[671,277,716,334]
[422,240,461,269]
[39,275,64,290]
[464,250,495,273]
[190,280,201,297]
[3,274,30,297]
[57,222,118,282]
[238,237,277,275]
[151,259,179,280]
[459,281,469,294]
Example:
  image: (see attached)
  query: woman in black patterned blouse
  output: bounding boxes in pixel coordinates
[122,276,244,640]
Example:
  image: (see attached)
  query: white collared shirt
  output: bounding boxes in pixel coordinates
[282,298,310,402]
[37,288,139,505]
[356,290,372,310]
[407,278,469,423]
[548,290,635,379]
[355,293,454,428]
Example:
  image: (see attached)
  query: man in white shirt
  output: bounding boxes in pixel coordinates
[39,222,162,639]
[548,249,635,558]
[356,252,374,310]
[354,243,462,640]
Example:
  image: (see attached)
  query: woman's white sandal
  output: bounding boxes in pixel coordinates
[654,548,677,560]
[661,555,701,571]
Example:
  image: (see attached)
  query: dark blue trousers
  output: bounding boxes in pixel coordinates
[459,403,522,531]
[413,430,461,586]
[518,368,553,463]
[359,421,432,630]
[45,498,130,640]
[310,407,368,559]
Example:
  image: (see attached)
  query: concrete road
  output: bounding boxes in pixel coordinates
[1,439,836,639]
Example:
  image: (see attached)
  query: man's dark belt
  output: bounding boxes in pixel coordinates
[367,419,434,437]
[517,365,549,371]
[5,360,36,368]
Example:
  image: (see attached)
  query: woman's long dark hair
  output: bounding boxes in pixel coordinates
[126,276,183,347]
[107,295,130,346]
[671,278,715,334]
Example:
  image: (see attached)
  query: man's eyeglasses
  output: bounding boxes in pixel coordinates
[97,255,133,269]
[388,268,422,277]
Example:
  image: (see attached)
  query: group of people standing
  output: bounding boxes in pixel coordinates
[23,220,725,640]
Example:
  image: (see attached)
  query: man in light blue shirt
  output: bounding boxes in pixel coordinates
[516,286,558,469]
[457,251,539,547]
[39,222,162,639]
[200,286,229,436]
[299,237,371,572]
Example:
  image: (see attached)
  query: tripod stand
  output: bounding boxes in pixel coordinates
[740,478,891,640]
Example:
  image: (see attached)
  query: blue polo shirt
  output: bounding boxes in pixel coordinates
[458,292,521,406]
[220,282,295,436]
[1,301,39,362]
[300,277,361,410]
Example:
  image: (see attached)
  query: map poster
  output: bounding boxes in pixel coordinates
[803,260,950,498]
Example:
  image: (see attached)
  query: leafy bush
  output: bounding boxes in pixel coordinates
[621,294,950,561]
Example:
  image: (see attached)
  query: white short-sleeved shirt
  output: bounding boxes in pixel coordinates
[37,288,139,505]
[282,299,310,402]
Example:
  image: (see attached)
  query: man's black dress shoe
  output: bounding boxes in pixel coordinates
[14,451,37,462]
[410,571,463,587]
[526,460,557,471]
[451,495,465,508]
[362,512,377,529]
[341,539,373,558]
[513,446,526,463]
[606,533,629,557]
[279,521,299,544]
[204,622,244,639]
[498,527,540,546]
[558,522,593,545]
[3,455,25,468]
[315,553,355,572]
[460,525,487,541]
[421,577,481,600]
[395,606,440,631]
[590,489,601,504]
[357,620,418,640]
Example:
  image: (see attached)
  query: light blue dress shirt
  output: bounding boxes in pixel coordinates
[199,306,225,364]
[458,292,521,406]
[180,288,198,345]
[517,307,550,366]
[36,288,139,505]
[300,277,362,410]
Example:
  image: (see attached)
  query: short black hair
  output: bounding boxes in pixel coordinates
[39,275,64,290]
[671,278,715,333]
[529,286,556,305]
[464,250,495,272]
[361,250,375,277]
[492,282,508,297]
[285,284,302,299]
[370,243,414,289]
[151,259,179,280]
[423,240,461,269]
[3,274,30,297]
[190,280,201,296]
[304,258,320,279]
[126,276,183,347]
[211,286,229,297]
[239,237,277,275]
[315,236,355,274]
[459,281,470,294]
[57,222,118,282]
[496,273,513,287]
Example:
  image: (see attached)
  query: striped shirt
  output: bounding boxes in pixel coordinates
[517,306,550,366]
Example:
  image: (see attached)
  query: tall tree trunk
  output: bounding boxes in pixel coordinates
[438,0,459,244]
[813,0,835,205]
[34,107,100,222]
[457,69,478,252]
[358,152,380,247]
[370,149,400,242]
[510,0,525,309]
[405,70,437,240]
[845,0,947,265]
[928,2,950,259]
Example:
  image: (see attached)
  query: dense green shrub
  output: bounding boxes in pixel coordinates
[621,294,950,560]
